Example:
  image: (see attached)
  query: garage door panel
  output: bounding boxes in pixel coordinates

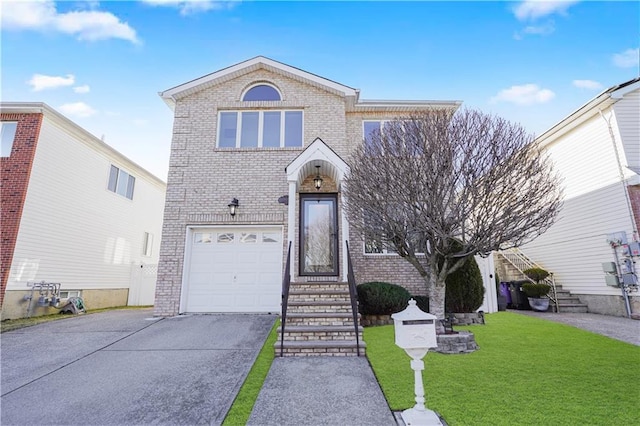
[185,227,282,313]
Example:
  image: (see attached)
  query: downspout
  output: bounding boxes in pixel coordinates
[598,109,639,240]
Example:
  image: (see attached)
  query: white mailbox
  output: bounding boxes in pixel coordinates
[392,299,438,350]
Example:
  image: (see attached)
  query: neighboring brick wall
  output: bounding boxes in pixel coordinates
[628,184,640,235]
[154,67,424,316]
[0,113,43,308]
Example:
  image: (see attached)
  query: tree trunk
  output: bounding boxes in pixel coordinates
[425,272,446,319]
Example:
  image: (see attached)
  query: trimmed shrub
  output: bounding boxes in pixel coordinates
[413,295,430,313]
[357,282,411,315]
[523,267,550,284]
[522,283,551,298]
[445,257,485,313]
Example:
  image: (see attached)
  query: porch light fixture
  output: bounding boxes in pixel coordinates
[228,198,239,216]
[313,165,323,190]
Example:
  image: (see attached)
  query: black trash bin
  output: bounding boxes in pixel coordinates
[508,280,531,310]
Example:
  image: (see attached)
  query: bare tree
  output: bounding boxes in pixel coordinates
[344,108,563,320]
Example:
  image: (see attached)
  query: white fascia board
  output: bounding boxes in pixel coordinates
[610,80,640,99]
[356,99,462,108]
[159,56,358,104]
[0,102,166,188]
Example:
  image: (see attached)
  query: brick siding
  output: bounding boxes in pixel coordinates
[1,113,43,307]
[154,68,429,316]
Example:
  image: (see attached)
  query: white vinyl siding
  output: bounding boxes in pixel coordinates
[612,90,640,173]
[6,117,166,293]
[521,112,636,296]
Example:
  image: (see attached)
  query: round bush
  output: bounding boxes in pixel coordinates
[356,281,411,315]
[445,257,485,313]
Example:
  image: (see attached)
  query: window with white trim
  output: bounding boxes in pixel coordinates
[108,165,135,200]
[59,290,81,299]
[363,120,398,149]
[218,110,303,148]
[242,84,281,101]
[143,232,153,257]
[1,121,18,157]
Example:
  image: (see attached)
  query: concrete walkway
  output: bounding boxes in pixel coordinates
[511,310,640,345]
[248,357,396,426]
[1,309,276,425]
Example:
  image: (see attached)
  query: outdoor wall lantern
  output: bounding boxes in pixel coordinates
[392,299,443,426]
[228,198,239,217]
[313,165,323,190]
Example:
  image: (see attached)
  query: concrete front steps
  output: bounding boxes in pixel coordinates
[276,281,365,357]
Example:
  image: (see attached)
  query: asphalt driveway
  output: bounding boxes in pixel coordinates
[1,309,276,425]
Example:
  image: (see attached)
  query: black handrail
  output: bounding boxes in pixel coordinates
[345,241,361,356]
[280,241,292,357]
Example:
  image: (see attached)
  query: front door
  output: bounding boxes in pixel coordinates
[300,194,338,276]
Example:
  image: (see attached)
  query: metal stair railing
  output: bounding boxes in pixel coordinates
[279,241,292,357]
[345,241,361,356]
[498,248,559,313]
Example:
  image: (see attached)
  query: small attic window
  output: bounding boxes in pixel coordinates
[242,84,281,101]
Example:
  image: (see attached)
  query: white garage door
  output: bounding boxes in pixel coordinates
[184,227,283,313]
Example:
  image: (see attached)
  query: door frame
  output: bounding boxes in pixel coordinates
[299,193,339,276]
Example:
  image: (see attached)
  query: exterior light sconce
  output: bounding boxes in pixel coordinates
[313,165,323,190]
[228,198,239,217]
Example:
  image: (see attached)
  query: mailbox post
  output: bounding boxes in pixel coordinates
[392,299,443,426]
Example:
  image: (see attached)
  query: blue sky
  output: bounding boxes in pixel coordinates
[2,0,638,180]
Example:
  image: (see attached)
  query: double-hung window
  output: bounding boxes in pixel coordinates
[218,110,303,148]
[108,165,135,200]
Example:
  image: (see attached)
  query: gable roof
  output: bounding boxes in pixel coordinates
[159,56,359,109]
[536,77,640,146]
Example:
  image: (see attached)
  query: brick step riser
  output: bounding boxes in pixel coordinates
[288,295,352,303]
[290,284,350,292]
[280,333,362,342]
[287,306,353,314]
[280,348,363,357]
[285,318,355,327]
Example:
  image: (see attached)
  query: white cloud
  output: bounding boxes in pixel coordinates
[141,0,237,16]
[73,84,91,94]
[572,79,603,90]
[490,84,556,106]
[1,0,139,44]
[58,102,97,118]
[612,48,639,68]
[513,0,579,21]
[514,21,555,39]
[28,73,75,91]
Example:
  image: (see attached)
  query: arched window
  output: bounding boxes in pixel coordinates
[242,84,281,101]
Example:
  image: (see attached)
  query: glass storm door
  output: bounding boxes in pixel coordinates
[300,194,338,275]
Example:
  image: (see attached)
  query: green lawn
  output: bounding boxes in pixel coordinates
[365,312,640,426]
[222,319,280,426]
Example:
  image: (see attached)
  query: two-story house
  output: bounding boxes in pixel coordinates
[154,56,498,330]
[1,102,166,319]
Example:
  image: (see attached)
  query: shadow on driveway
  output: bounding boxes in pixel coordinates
[1,309,276,425]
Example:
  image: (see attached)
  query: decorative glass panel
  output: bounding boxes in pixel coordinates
[240,112,259,147]
[217,233,234,243]
[243,85,281,101]
[194,233,212,243]
[301,197,337,274]
[240,233,257,243]
[262,232,280,243]
[284,111,303,147]
[1,122,17,157]
[219,112,238,147]
[262,111,281,147]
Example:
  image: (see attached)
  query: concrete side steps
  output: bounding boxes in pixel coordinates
[275,339,366,357]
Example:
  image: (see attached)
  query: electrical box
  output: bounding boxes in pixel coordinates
[605,275,620,287]
[601,262,617,274]
[621,274,638,286]
[606,231,627,245]
[629,241,640,257]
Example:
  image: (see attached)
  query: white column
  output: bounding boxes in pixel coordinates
[287,180,297,280]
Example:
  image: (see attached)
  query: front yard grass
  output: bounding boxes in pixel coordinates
[365,312,639,425]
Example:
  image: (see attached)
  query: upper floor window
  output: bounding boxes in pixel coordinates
[242,84,281,101]
[1,122,18,157]
[218,110,303,148]
[363,120,395,149]
[108,165,135,200]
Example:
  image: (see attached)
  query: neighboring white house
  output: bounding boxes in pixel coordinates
[1,102,166,319]
[517,78,640,317]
